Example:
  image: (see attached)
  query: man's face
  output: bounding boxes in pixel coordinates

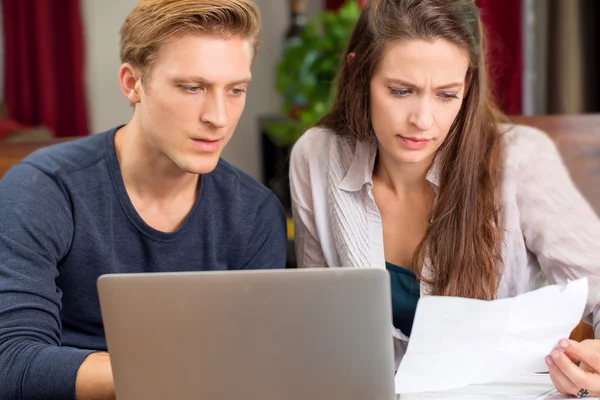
[135,34,253,174]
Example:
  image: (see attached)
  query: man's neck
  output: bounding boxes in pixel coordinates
[114,122,199,208]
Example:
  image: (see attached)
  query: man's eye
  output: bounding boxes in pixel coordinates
[180,86,203,94]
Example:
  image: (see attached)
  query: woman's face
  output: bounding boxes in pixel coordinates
[370,38,470,167]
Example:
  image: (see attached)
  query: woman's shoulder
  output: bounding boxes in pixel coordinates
[500,123,555,145]
[291,126,355,167]
[292,126,336,154]
[499,123,561,167]
[294,126,335,151]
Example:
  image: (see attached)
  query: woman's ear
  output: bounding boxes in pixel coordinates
[464,69,473,95]
[347,52,356,64]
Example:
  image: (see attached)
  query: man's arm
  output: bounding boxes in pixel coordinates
[75,353,115,400]
[0,163,112,400]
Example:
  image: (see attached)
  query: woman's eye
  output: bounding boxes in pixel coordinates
[440,93,459,102]
[390,88,411,97]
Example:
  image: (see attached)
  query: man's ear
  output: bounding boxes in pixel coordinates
[347,52,356,64]
[118,63,143,104]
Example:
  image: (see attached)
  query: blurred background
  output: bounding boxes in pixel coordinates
[1,0,598,338]
[2,0,600,175]
[1,0,600,249]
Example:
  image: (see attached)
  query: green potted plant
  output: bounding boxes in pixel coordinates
[266,0,361,148]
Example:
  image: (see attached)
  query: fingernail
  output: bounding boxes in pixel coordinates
[546,356,554,365]
[551,350,560,359]
[559,340,569,349]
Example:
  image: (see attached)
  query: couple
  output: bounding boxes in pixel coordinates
[0,0,598,399]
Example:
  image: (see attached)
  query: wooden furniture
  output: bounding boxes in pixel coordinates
[0,139,70,178]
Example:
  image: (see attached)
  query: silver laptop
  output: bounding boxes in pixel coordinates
[98,268,396,400]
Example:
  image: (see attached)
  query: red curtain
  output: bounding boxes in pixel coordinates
[325,0,523,115]
[2,0,89,137]
[477,0,522,115]
[325,0,366,9]
[326,0,346,8]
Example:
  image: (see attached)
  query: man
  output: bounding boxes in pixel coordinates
[0,1,287,399]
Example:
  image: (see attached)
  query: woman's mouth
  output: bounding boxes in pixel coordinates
[396,135,431,150]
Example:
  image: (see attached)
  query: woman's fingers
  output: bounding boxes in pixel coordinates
[551,342,600,397]
[547,352,580,396]
[562,339,600,373]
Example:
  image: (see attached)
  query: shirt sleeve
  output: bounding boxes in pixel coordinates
[289,134,328,268]
[0,162,96,400]
[515,129,600,338]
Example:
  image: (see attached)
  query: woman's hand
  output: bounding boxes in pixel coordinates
[546,338,600,398]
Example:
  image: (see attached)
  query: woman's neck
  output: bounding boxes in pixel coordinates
[373,148,434,196]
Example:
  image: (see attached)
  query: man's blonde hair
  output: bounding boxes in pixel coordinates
[120,0,261,82]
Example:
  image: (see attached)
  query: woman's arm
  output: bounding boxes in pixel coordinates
[515,127,600,337]
[512,126,600,396]
[289,132,328,268]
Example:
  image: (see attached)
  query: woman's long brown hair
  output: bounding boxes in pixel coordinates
[319,0,504,300]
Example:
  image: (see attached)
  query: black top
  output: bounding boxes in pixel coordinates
[385,261,421,337]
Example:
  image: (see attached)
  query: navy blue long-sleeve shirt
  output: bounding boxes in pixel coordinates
[0,127,287,399]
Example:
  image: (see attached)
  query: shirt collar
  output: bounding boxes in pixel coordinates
[337,137,441,192]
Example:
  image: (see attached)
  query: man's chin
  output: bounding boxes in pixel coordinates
[182,158,220,175]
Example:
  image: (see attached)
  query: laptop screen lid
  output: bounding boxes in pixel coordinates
[98,267,396,400]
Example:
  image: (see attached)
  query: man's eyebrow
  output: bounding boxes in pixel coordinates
[172,76,252,86]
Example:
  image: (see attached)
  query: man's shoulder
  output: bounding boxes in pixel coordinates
[22,130,111,177]
[211,158,274,202]
[205,159,285,234]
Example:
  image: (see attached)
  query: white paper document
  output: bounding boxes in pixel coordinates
[395,278,589,394]
[397,373,600,399]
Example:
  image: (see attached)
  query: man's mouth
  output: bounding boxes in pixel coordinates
[191,138,221,152]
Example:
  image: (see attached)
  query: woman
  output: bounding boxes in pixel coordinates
[289,0,600,397]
